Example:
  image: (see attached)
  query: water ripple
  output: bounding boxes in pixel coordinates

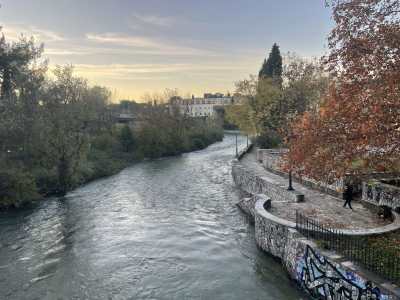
[0,135,303,300]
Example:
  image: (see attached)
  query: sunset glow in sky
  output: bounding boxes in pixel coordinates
[0,0,333,101]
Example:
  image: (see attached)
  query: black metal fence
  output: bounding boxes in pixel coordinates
[296,211,400,284]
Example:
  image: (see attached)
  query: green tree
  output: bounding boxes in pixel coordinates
[225,75,258,136]
[226,76,282,134]
[0,35,44,100]
[0,27,224,207]
[119,125,135,152]
[0,33,46,158]
[41,66,90,195]
[259,43,283,86]
[227,54,328,148]
[280,54,328,137]
[255,78,284,131]
[253,78,284,147]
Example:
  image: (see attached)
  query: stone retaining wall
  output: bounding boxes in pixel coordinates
[362,179,400,211]
[237,144,253,160]
[354,173,399,195]
[256,149,269,162]
[254,195,295,258]
[232,161,304,203]
[234,149,400,299]
[235,153,400,237]
[250,196,400,300]
[237,196,257,219]
[258,149,287,170]
[256,149,346,197]
[257,149,400,200]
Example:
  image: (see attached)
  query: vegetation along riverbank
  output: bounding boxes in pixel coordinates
[0,35,223,209]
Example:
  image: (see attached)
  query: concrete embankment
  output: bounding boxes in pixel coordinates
[232,148,400,300]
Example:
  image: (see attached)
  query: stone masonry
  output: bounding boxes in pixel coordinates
[239,148,399,232]
[252,196,399,299]
[362,179,400,211]
[232,160,304,203]
[233,147,400,299]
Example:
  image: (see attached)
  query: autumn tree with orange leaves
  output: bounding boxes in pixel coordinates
[286,0,400,181]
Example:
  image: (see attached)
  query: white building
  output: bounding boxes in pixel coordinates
[170,93,234,118]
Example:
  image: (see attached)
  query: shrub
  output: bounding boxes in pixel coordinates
[31,166,59,195]
[91,132,119,152]
[0,167,40,208]
[256,130,281,148]
[191,138,206,150]
[118,125,135,152]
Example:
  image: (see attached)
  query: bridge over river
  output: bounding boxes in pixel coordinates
[0,134,304,300]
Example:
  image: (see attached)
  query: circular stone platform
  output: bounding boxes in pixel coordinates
[270,199,391,230]
[266,198,400,236]
[239,149,399,233]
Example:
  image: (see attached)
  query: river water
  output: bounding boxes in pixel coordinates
[0,134,304,300]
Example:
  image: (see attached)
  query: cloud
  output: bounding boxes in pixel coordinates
[44,48,93,56]
[86,32,216,56]
[29,27,64,41]
[1,24,64,42]
[86,33,159,48]
[69,64,175,83]
[71,63,253,80]
[130,13,175,28]
[74,63,182,77]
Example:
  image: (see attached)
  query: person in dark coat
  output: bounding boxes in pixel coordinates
[343,185,353,209]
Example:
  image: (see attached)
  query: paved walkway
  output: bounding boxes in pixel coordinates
[240,148,390,230]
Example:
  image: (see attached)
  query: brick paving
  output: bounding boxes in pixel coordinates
[240,148,391,230]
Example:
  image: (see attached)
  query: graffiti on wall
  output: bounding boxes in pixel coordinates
[296,245,389,300]
[255,214,288,258]
[362,181,400,211]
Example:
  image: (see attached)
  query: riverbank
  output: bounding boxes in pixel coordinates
[0,134,304,300]
[0,123,223,209]
[233,147,400,300]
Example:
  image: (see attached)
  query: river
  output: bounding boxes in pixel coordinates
[0,134,304,300]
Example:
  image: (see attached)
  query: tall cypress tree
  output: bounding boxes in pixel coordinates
[259,43,283,85]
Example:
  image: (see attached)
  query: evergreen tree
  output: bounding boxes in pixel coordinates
[119,125,135,152]
[259,43,283,85]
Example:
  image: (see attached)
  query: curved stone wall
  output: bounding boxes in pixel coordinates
[232,161,304,203]
[362,180,400,211]
[234,157,400,237]
[254,195,295,258]
[336,211,400,236]
[233,150,400,298]
[251,197,399,300]
[256,148,345,197]
[237,196,257,219]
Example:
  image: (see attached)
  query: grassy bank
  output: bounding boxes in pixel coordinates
[0,120,223,209]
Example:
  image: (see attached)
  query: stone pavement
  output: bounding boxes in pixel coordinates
[240,148,390,230]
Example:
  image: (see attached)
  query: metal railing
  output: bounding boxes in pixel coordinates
[296,211,400,284]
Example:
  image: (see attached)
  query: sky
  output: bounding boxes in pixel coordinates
[0,0,334,101]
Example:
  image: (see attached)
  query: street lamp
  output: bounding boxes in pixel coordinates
[288,169,294,191]
[287,130,295,191]
[235,133,238,158]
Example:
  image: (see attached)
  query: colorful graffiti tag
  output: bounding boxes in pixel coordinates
[296,245,389,300]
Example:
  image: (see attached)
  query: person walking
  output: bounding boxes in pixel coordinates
[343,185,353,209]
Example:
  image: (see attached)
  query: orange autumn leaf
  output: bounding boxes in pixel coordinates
[285,0,400,180]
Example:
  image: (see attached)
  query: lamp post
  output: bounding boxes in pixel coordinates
[287,130,294,191]
[288,169,294,191]
[235,133,238,158]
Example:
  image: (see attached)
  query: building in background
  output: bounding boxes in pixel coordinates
[169,93,236,118]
